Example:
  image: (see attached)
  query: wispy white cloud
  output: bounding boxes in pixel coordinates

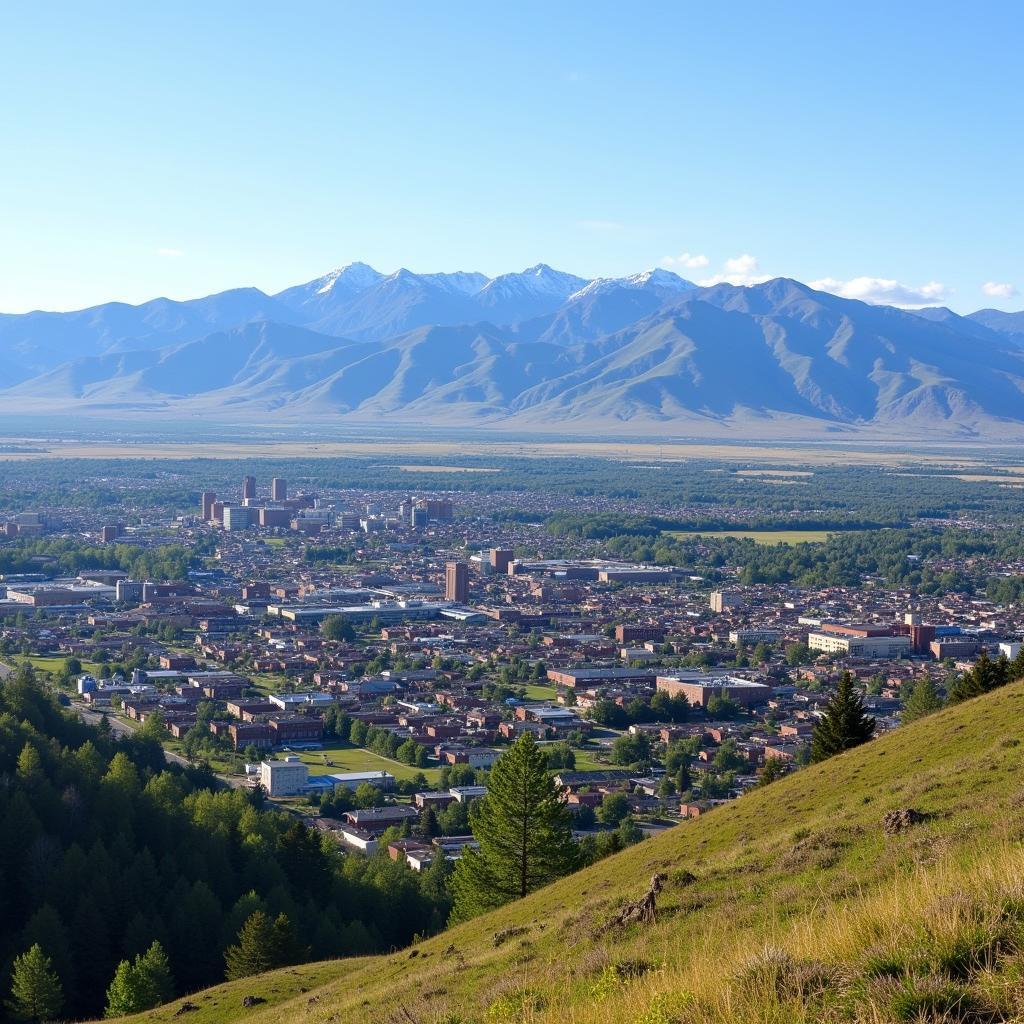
[982,281,1018,299]
[809,275,951,308]
[157,247,184,257]
[698,253,772,287]
[660,252,710,270]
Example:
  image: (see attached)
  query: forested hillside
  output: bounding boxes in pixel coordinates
[0,668,448,1021]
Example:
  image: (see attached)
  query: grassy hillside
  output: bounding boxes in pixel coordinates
[107,683,1024,1024]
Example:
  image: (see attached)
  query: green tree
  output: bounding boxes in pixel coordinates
[7,945,64,1023]
[596,791,629,825]
[224,911,275,980]
[104,960,143,1017]
[901,676,944,723]
[268,913,307,968]
[757,757,788,786]
[450,732,578,921]
[135,941,173,1008]
[810,672,876,762]
[321,614,356,642]
[949,650,1008,703]
[610,732,650,766]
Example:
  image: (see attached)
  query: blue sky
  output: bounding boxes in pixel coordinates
[1,1,1021,313]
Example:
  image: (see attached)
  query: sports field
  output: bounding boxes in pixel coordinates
[290,743,443,785]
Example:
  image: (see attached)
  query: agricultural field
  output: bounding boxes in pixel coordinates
[664,528,838,545]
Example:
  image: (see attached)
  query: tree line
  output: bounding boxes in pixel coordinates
[0,666,452,1022]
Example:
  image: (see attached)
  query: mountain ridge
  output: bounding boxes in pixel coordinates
[3,265,1024,438]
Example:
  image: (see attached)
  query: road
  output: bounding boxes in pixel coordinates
[75,703,221,775]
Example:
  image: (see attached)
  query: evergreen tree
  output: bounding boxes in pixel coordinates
[901,677,944,723]
[810,672,876,762]
[416,806,440,840]
[104,937,173,1019]
[103,960,143,1018]
[450,732,578,922]
[7,944,63,1023]
[268,913,307,968]
[135,941,174,1008]
[949,650,1006,703]
[1012,644,1024,682]
[224,911,275,980]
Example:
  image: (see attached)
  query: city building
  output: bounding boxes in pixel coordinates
[615,624,666,644]
[259,757,308,796]
[271,477,287,501]
[808,630,912,659]
[490,548,514,574]
[223,506,258,531]
[242,475,257,501]
[656,674,772,708]
[728,629,781,645]
[415,498,454,521]
[116,580,144,604]
[201,491,216,520]
[445,561,469,603]
[710,590,742,613]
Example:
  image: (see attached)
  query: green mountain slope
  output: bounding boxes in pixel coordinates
[105,682,1024,1024]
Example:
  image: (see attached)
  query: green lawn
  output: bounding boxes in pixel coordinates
[292,743,442,784]
[569,747,612,771]
[522,683,558,700]
[17,654,103,682]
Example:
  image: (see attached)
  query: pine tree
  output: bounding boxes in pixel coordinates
[268,913,308,968]
[7,944,63,1023]
[450,732,578,922]
[103,961,142,1018]
[1012,644,1024,682]
[949,650,1004,703]
[135,941,174,1008]
[901,677,944,723]
[415,806,440,840]
[224,911,275,980]
[810,672,876,763]
[104,941,174,1017]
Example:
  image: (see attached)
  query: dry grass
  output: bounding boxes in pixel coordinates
[105,684,1024,1024]
[0,437,1018,470]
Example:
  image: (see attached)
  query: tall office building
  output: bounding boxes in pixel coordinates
[416,498,454,521]
[201,491,216,520]
[445,561,469,603]
[271,477,287,501]
[490,548,514,574]
[224,506,257,531]
[242,475,257,501]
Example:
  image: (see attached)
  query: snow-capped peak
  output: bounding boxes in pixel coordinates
[568,268,696,301]
[625,268,695,291]
[315,262,384,295]
[479,264,591,301]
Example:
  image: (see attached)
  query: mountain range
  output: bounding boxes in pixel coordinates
[2,263,1024,438]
